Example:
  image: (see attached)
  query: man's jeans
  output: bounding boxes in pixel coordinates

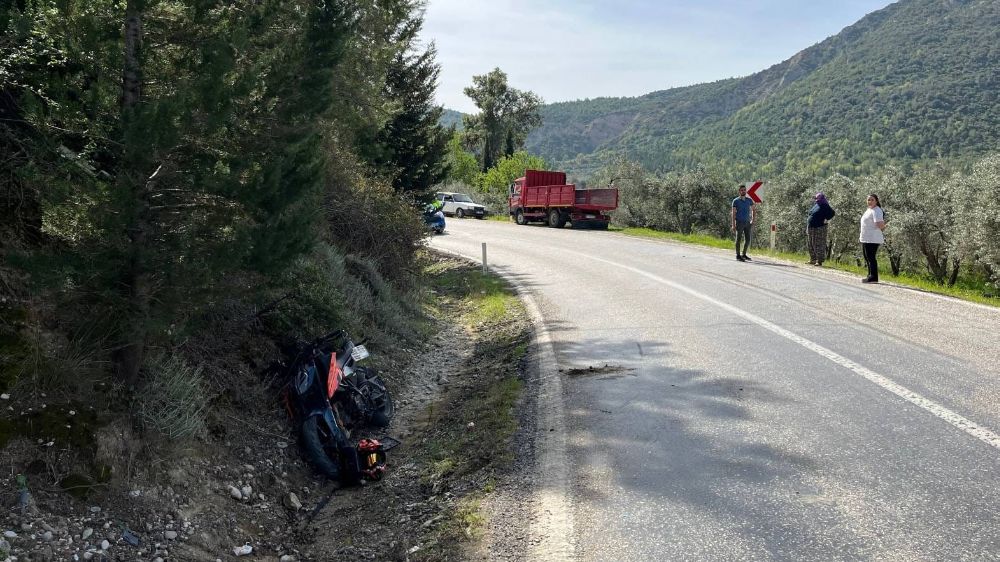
[735,221,752,257]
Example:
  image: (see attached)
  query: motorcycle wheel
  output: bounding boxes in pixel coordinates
[369,390,394,428]
[358,368,395,428]
[300,416,341,480]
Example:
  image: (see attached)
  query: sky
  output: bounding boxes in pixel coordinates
[420,0,894,113]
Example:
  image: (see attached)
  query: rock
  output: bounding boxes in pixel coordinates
[243,464,255,472]
[82,528,93,540]
[240,485,252,500]
[88,506,101,514]
[83,551,94,560]
[100,539,110,550]
[467,421,475,429]
[0,393,9,399]
[228,486,242,501]
[276,441,288,449]
[0,539,10,553]
[279,555,296,562]
[153,558,164,562]
[42,530,53,542]
[3,530,16,538]
[164,530,178,540]
[422,515,444,529]
[233,544,253,556]
[282,493,302,511]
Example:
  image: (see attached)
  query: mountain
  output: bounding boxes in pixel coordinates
[525,0,1000,178]
[438,108,465,130]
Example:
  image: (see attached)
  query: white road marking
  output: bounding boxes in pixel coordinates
[582,252,1000,450]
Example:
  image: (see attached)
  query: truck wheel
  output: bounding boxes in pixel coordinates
[515,209,527,225]
[548,209,562,228]
[456,208,465,218]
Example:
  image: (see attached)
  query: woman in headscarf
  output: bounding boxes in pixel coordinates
[806,192,836,266]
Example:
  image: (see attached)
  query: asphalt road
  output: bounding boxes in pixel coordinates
[430,218,1000,562]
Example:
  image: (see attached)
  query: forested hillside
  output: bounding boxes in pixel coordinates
[526,0,1000,178]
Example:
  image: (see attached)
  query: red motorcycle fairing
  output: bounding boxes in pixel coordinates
[325,352,341,398]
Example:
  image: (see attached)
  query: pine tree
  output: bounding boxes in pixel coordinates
[356,14,450,197]
[0,0,358,385]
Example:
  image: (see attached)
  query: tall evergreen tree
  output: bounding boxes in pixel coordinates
[0,0,359,385]
[356,9,449,196]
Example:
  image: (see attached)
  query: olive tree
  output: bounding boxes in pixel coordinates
[887,165,963,284]
[952,154,1000,288]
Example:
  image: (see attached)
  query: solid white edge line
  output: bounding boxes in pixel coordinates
[578,251,1000,450]
[434,248,576,560]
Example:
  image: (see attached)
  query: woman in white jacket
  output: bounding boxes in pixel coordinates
[859,193,887,283]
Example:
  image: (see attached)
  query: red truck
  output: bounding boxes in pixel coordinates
[508,170,619,229]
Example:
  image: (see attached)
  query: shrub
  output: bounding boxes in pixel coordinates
[139,354,209,440]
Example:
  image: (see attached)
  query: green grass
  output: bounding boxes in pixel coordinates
[614,227,735,250]
[450,496,487,540]
[618,227,1000,307]
[424,260,519,324]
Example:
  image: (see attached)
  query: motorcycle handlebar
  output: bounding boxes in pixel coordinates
[314,330,346,346]
[291,329,364,361]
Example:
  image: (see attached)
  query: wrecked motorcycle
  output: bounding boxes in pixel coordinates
[276,330,395,483]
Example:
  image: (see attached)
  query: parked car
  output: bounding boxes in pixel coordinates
[436,191,487,219]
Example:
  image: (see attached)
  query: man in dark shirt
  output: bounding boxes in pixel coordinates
[731,185,756,261]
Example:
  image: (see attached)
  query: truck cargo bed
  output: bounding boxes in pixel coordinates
[573,188,618,211]
[522,184,576,207]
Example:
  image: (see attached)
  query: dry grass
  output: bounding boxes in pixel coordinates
[138,354,209,440]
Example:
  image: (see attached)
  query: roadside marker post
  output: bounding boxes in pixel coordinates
[770,223,777,252]
[482,242,488,274]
